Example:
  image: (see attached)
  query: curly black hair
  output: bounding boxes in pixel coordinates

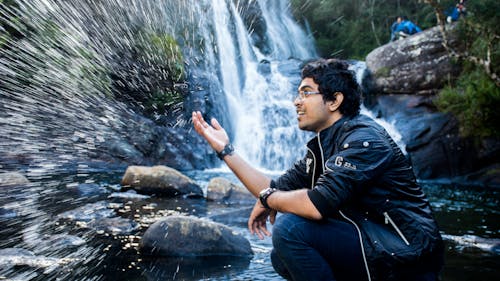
[301,58,361,117]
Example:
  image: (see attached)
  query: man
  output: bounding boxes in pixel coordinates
[391,16,422,41]
[192,58,443,281]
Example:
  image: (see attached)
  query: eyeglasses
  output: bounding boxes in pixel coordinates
[296,90,320,101]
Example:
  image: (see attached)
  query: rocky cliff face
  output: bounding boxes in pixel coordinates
[364,24,500,187]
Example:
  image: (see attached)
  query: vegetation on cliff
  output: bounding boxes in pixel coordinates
[426,0,500,137]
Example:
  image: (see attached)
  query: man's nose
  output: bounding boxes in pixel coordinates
[293,96,302,106]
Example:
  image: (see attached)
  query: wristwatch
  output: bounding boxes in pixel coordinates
[216,143,234,160]
[259,187,277,209]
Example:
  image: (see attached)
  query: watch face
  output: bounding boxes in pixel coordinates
[260,187,271,197]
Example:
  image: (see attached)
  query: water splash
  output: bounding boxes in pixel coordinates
[1,0,319,173]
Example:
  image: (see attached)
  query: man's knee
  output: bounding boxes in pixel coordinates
[272,214,301,240]
[272,214,310,254]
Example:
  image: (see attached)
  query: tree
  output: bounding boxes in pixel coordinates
[425,0,500,137]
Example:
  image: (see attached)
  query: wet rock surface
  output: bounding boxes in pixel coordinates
[121,165,203,197]
[365,24,461,95]
[140,215,253,257]
[206,177,254,203]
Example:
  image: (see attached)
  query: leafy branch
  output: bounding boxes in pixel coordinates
[424,0,499,87]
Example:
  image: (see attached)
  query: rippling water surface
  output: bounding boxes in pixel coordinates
[0,170,499,281]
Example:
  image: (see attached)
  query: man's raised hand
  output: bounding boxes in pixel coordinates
[192,111,229,152]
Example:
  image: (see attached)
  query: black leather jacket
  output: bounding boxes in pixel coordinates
[271,114,444,281]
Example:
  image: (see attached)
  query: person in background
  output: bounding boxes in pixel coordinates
[390,16,422,41]
[447,0,467,23]
[192,58,444,281]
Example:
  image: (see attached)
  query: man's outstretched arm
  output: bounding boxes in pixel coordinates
[192,111,322,221]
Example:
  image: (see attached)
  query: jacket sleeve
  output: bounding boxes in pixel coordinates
[270,155,310,191]
[307,128,394,218]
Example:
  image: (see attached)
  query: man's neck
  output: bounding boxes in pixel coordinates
[315,112,344,133]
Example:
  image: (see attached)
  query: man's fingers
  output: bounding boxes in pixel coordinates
[211,118,222,130]
[269,210,276,225]
[248,218,255,234]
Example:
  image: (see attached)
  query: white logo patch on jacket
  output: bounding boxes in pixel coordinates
[334,156,357,170]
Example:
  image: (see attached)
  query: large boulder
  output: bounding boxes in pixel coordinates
[140,215,253,257]
[121,165,203,197]
[365,24,461,94]
[206,177,254,203]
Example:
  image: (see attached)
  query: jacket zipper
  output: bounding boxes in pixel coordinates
[317,132,325,175]
[383,212,410,246]
[316,133,371,281]
[339,210,372,281]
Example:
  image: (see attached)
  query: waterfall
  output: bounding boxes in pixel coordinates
[206,0,318,171]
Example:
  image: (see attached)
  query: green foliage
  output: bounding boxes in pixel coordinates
[132,29,186,115]
[435,68,500,137]
[432,0,500,138]
[135,30,185,81]
[290,0,437,59]
[145,89,184,116]
[0,32,10,49]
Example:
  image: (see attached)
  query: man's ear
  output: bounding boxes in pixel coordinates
[328,92,344,112]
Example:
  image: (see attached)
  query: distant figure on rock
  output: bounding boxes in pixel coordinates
[390,16,422,41]
[192,58,444,281]
[447,0,467,23]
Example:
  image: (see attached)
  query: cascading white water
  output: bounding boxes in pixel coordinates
[207,0,317,171]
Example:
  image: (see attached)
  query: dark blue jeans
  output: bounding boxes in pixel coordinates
[271,213,368,281]
[271,214,438,281]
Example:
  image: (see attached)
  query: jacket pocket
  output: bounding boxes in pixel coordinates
[383,212,410,246]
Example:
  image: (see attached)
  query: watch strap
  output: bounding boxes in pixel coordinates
[217,143,234,160]
[259,187,277,209]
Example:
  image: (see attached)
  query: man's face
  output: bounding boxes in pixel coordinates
[294,77,334,133]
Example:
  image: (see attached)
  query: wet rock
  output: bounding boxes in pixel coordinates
[140,215,253,257]
[108,190,151,200]
[0,207,18,219]
[140,256,251,281]
[365,24,462,95]
[258,59,271,75]
[121,165,203,197]
[238,0,271,55]
[206,177,254,203]
[442,234,500,254]
[88,217,140,235]
[67,182,109,196]
[57,201,115,222]
[0,172,30,187]
[45,234,86,248]
[0,248,74,268]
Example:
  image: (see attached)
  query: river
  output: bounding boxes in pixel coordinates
[0,170,499,280]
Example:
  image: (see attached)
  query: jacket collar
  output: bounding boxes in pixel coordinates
[307,115,351,153]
